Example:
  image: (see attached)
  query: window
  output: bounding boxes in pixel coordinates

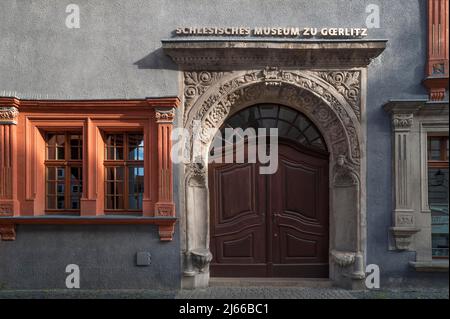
[45,132,83,213]
[428,136,449,259]
[104,133,144,212]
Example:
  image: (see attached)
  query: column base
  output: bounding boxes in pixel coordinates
[182,272,210,289]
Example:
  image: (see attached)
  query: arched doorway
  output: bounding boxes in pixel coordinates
[208,104,330,278]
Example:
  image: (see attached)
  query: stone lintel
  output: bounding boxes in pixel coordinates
[162,39,387,70]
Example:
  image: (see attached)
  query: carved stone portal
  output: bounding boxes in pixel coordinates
[177,68,366,289]
[162,40,386,289]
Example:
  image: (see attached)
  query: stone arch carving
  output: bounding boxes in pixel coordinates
[181,68,366,289]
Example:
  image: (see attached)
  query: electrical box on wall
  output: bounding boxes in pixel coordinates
[136,252,152,266]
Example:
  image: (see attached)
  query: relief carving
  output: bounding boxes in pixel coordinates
[186,161,207,187]
[0,106,19,125]
[185,68,362,168]
[155,107,175,123]
[331,250,357,267]
[319,71,361,120]
[392,114,414,130]
[184,71,228,122]
[333,155,359,187]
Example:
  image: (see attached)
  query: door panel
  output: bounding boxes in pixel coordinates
[270,144,329,277]
[209,162,266,275]
[209,142,329,278]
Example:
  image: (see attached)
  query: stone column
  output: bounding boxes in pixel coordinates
[389,113,420,250]
[154,108,176,240]
[0,105,19,240]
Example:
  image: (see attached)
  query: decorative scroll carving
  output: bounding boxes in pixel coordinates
[331,250,357,267]
[185,69,362,168]
[184,72,228,122]
[392,114,414,130]
[0,223,16,241]
[155,107,175,123]
[319,71,361,120]
[0,107,19,125]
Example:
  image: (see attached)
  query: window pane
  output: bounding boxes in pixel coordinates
[57,195,65,209]
[429,138,442,160]
[46,196,56,209]
[128,166,144,210]
[70,167,82,210]
[128,134,144,160]
[47,182,56,195]
[57,167,65,180]
[47,167,56,181]
[105,134,124,160]
[428,168,449,258]
[47,133,56,146]
[105,167,125,209]
[69,133,82,160]
[56,146,65,160]
[47,147,56,160]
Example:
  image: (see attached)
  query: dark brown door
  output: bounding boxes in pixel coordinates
[209,142,329,278]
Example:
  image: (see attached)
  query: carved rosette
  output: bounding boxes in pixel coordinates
[0,106,19,125]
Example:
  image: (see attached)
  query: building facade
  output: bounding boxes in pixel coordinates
[0,0,448,290]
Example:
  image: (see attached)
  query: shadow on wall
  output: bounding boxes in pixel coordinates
[134,48,178,71]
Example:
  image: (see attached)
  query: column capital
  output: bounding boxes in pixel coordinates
[392,113,414,131]
[155,107,176,124]
[0,106,19,125]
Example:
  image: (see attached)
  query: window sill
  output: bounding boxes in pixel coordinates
[409,260,449,272]
[0,216,177,242]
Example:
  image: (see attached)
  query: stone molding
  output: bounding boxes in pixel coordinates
[162,40,387,70]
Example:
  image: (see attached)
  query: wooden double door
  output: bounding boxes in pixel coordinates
[209,142,329,278]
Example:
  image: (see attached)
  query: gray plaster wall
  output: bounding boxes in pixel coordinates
[0,0,445,289]
[0,224,181,290]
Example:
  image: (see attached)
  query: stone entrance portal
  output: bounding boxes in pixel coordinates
[162,40,386,289]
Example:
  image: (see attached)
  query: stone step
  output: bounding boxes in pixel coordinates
[209,277,333,288]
